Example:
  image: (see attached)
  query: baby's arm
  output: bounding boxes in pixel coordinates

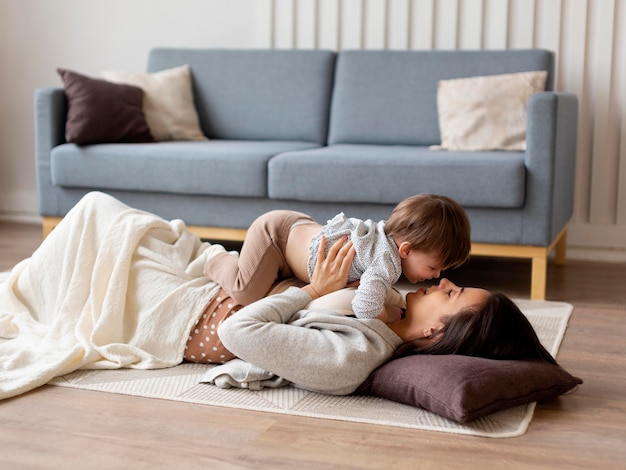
[351,270,392,319]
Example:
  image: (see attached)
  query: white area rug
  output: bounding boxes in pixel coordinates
[47,298,573,439]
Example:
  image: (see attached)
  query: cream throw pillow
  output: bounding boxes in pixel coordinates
[102,65,207,141]
[432,70,548,151]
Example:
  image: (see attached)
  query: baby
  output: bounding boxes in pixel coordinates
[203,194,471,321]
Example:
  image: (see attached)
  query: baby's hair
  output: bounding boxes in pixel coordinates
[384,193,471,269]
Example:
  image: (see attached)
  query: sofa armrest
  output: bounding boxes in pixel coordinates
[34,87,67,215]
[523,91,578,245]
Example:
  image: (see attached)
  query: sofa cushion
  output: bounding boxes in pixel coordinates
[268,144,526,208]
[57,68,155,145]
[102,65,207,142]
[146,49,337,144]
[328,49,553,146]
[50,140,321,198]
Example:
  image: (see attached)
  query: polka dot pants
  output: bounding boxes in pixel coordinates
[184,288,242,364]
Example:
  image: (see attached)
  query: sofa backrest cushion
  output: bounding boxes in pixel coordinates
[328,49,554,146]
[147,48,337,144]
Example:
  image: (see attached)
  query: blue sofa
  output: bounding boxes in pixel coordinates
[34,48,578,299]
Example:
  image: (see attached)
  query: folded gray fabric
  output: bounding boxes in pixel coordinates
[200,359,291,390]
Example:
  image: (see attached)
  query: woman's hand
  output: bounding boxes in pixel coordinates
[303,235,356,300]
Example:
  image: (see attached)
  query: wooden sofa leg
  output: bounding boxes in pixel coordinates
[554,228,568,266]
[530,255,548,300]
[42,216,62,238]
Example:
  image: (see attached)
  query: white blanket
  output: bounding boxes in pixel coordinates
[0,192,224,400]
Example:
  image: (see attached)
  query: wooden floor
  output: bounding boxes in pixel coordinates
[1,221,625,469]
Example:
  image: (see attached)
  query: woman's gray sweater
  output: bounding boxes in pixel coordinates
[217,287,404,395]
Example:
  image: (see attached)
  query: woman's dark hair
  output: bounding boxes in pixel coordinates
[399,292,557,364]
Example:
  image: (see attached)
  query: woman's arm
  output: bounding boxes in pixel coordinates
[217,286,398,394]
[217,237,401,394]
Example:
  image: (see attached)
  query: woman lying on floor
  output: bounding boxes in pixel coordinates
[200,234,557,393]
[0,191,556,400]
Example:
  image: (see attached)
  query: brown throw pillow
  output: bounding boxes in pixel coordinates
[102,65,207,141]
[57,68,155,145]
[356,354,582,423]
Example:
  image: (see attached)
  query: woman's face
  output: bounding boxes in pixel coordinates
[404,278,490,338]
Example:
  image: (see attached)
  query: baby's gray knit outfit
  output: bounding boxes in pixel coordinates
[308,213,403,319]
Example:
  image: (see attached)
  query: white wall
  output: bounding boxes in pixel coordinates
[1,0,625,262]
[0,0,262,217]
